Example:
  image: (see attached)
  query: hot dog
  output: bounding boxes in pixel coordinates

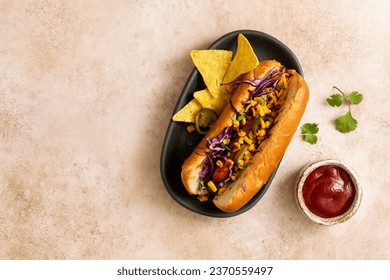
[181,60,309,212]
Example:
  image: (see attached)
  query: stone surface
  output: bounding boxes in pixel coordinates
[0,0,389,259]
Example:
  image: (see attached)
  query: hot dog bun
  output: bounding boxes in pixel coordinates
[181,60,309,212]
[213,70,309,212]
[181,60,281,195]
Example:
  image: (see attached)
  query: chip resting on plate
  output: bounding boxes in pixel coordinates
[190,50,232,97]
[193,86,231,115]
[172,98,202,123]
[222,34,259,84]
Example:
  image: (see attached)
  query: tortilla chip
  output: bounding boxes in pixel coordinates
[222,34,259,83]
[194,86,231,115]
[190,50,232,97]
[172,98,202,123]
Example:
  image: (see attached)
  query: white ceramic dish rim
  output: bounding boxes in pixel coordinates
[295,159,363,226]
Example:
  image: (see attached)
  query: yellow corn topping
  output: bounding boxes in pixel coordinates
[207,181,217,192]
[257,103,272,117]
[226,159,234,167]
[244,136,253,145]
[238,130,246,137]
[186,125,196,133]
[200,68,290,200]
[245,100,258,113]
[258,129,266,137]
[232,142,241,152]
[260,118,266,129]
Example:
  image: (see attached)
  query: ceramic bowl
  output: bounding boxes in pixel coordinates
[295,159,362,225]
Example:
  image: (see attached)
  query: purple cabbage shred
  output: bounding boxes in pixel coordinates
[199,66,287,187]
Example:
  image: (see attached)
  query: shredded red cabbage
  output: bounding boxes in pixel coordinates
[235,67,286,104]
[199,66,287,189]
[199,126,236,181]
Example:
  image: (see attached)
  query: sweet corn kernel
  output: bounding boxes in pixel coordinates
[260,118,266,129]
[233,120,240,128]
[238,137,244,145]
[216,160,223,168]
[226,159,234,167]
[256,104,266,117]
[186,125,196,133]
[245,100,257,113]
[231,175,237,181]
[248,144,255,151]
[240,118,247,126]
[251,107,256,116]
[222,138,230,145]
[265,120,271,128]
[258,129,266,137]
[207,181,217,192]
[244,136,253,145]
[256,104,264,116]
[237,159,245,167]
[254,97,263,103]
[238,130,246,137]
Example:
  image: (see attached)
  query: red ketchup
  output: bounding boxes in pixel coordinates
[302,165,355,218]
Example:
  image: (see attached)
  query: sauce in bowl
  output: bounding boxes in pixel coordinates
[302,165,355,218]
[295,160,362,225]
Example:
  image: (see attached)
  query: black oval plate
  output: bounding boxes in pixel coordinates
[160,30,303,218]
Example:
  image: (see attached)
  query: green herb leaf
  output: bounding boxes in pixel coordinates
[327,94,344,107]
[222,143,232,156]
[237,112,246,121]
[335,111,358,133]
[301,123,319,144]
[346,91,363,105]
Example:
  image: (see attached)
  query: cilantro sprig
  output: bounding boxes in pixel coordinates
[300,86,363,144]
[301,123,319,144]
[232,112,246,122]
[327,86,363,133]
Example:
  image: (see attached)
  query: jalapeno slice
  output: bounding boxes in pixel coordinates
[252,116,260,133]
[234,144,249,165]
[195,108,218,135]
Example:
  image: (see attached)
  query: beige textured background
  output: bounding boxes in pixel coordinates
[0,0,389,259]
